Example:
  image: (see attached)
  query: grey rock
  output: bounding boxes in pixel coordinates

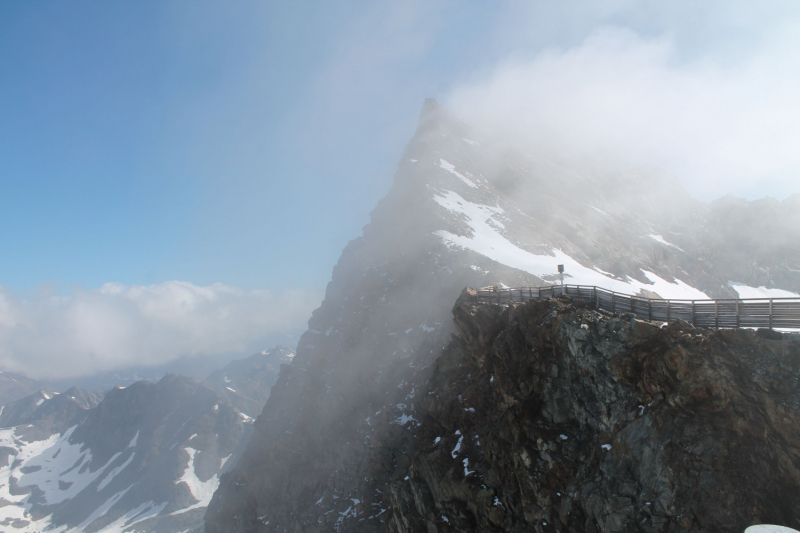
[206,100,800,532]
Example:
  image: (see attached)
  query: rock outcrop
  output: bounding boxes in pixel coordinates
[387,290,800,532]
[206,100,800,533]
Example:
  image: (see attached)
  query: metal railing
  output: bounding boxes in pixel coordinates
[476,285,800,330]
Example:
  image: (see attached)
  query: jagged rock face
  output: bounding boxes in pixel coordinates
[0,374,253,533]
[388,291,800,532]
[206,101,799,533]
[205,102,534,533]
[0,387,102,435]
[204,346,295,419]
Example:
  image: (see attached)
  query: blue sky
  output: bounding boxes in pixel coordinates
[1,1,522,294]
[1,1,799,378]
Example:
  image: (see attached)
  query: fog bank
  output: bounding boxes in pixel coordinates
[446,24,800,201]
[0,281,322,380]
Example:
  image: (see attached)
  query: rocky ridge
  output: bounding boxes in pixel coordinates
[206,100,800,533]
[0,371,42,407]
[387,290,800,532]
[204,346,295,418]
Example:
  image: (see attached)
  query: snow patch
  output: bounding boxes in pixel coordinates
[451,433,464,458]
[433,190,708,300]
[392,413,417,426]
[462,458,474,476]
[93,500,169,533]
[97,451,136,491]
[171,447,219,514]
[649,234,684,252]
[75,487,132,531]
[438,160,477,188]
[728,281,800,299]
[0,425,133,506]
[220,454,233,470]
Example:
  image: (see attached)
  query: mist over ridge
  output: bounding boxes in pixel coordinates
[205,98,800,532]
[2,3,800,532]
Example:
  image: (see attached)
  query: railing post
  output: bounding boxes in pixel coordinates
[736,299,740,328]
[667,301,671,324]
[648,299,652,321]
[714,300,719,329]
[769,299,773,329]
[691,301,695,325]
[611,293,616,314]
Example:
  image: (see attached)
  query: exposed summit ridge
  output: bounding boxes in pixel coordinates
[206,101,800,532]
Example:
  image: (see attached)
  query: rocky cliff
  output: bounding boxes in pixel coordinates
[387,290,800,532]
[205,100,800,533]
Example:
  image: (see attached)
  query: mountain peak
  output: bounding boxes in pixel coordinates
[414,98,469,139]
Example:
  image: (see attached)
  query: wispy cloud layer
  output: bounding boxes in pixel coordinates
[0,282,322,380]
[447,23,800,200]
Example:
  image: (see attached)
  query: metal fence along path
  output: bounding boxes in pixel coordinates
[476,285,800,330]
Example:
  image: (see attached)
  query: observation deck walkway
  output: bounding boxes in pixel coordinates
[476,285,800,330]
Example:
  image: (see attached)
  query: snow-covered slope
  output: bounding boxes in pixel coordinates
[207,99,800,533]
[0,348,291,533]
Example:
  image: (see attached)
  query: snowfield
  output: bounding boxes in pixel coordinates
[433,190,709,300]
[728,281,800,299]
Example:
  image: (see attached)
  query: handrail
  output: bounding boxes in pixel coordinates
[475,284,800,330]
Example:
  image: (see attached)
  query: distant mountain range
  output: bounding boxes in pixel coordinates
[2,99,798,533]
[0,346,293,532]
[0,371,41,407]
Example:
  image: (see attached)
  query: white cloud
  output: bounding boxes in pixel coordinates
[0,281,322,380]
[446,23,800,200]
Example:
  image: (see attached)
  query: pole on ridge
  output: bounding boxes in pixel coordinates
[715,300,719,329]
[736,300,740,328]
